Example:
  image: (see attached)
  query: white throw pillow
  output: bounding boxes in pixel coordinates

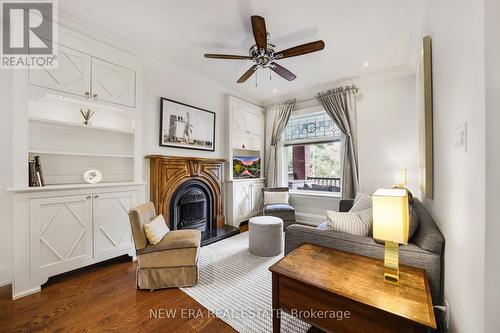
[263,191,289,205]
[349,192,372,212]
[144,214,170,245]
[326,208,373,237]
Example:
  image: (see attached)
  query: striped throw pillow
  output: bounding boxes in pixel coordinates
[263,191,289,205]
[349,192,372,212]
[144,214,170,245]
[326,208,373,236]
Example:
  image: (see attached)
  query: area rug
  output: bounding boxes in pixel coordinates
[181,232,310,333]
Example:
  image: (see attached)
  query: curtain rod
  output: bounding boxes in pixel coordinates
[263,96,317,109]
[263,85,359,109]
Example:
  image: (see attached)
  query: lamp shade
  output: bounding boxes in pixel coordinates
[373,188,409,245]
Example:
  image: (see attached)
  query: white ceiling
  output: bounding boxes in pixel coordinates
[59,0,418,102]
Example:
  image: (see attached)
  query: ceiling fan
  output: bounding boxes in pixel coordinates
[204,15,325,83]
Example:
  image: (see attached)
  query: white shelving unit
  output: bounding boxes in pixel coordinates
[225,96,266,227]
[28,150,135,159]
[9,25,146,300]
[28,118,135,135]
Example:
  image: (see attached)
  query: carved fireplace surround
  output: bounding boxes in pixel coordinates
[146,155,232,244]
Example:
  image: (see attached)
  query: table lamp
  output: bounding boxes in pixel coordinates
[372,188,409,284]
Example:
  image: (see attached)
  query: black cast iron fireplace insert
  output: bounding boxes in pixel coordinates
[170,180,213,235]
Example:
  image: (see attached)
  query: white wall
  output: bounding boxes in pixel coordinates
[0,70,13,286]
[485,0,500,331]
[421,0,486,332]
[141,58,260,200]
[143,62,228,160]
[357,74,418,194]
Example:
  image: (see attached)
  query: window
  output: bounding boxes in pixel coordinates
[284,109,343,195]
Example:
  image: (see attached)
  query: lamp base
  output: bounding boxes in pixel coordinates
[383,241,400,284]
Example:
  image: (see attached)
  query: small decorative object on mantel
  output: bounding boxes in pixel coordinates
[83,168,103,184]
[159,98,216,152]
[80,108,95,126]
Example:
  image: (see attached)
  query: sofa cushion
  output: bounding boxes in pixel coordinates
[264,204,296,221]
[326,208,373,236]
[349,192,372,212]
[411,199,445,255]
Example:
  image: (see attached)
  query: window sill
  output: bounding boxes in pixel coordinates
[289,190,342,198]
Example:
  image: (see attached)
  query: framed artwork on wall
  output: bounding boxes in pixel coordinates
[159,98,216,152]
[418,36,434,199]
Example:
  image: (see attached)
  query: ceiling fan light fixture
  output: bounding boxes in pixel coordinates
[203,15,325,83]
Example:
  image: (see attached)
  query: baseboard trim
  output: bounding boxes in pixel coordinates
[0,280,12,288]
[12,286,41,300]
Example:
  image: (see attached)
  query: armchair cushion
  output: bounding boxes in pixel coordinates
[136,229,201,255]
[144,214,170,245]
[264,204,295,222]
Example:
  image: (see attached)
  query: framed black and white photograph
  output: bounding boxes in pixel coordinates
[159,98,216,151]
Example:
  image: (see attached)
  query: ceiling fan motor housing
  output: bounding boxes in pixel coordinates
[249,43,277,68]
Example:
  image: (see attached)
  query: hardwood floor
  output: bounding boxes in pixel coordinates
[0,256,236,333]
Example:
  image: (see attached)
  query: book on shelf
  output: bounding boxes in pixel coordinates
[34,155,45,186]
[28,155,45,187]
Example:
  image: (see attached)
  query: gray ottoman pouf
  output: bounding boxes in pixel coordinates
[248,216,283,257]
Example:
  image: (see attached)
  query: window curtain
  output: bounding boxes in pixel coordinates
[316,86,359,198]
[265,99,296,187]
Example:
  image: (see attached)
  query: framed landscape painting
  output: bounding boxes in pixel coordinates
[159,98,216,151]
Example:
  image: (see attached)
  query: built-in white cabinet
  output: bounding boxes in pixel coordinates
[29,44,136,107]
[30,194,93,278]
[91,58,136,107]
[93,191,137,260]
[226,179,265,226]
[11,185,144,300]
[29,44,91,98]
[226,95,266,226]
[231,105,264,151]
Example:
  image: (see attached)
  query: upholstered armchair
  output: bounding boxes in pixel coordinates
[128,203,201,290]
[261,187,296,229]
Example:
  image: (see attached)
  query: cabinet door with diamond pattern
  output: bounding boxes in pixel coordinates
[91,57,136,107]
[29,44,91,98]
[30,195,93,278]
[92,191,137,260]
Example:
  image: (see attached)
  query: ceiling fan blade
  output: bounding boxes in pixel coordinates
[275,40,325,59]
[204,54,252,60]
[251,16,267,50]
[237,65,258,83]
[271,63,297,81]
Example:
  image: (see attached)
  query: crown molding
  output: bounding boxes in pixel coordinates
[262,64,415,106]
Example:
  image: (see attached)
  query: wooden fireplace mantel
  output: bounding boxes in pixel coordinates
[146,155,226,228]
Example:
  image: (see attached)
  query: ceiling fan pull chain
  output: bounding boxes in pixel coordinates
[255,70,258,87]
[269,68,272,81]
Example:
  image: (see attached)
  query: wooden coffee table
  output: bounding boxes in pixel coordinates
[269,243,436,333]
